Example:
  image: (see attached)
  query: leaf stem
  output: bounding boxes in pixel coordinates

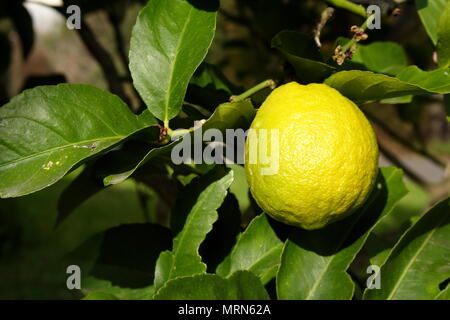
[230,80,276,102]
[170,128,192,139]
[322,0,367,18]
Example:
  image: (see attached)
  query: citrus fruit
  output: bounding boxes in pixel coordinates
[245,82,379,230]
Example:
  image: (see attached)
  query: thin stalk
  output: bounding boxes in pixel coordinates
[322,0,367,17]
[230,80,276,102]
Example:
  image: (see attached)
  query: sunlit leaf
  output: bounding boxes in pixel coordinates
[416,0,448,44]
[324,66,450,103]
[129,0,217,121]
[217,214,283,285]
[153,168,233,292]
[153,271,269,300]
[437,1,450,68]
[0,84,151,198]
[364,198,450,300]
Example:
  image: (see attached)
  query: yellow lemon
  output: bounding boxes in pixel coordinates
[245,82,379,230]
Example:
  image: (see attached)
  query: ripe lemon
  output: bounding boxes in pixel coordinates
[245,82,379,230]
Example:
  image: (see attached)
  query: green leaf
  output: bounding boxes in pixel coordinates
[380,95,413,104]
[153,271,269,300]
[101,141,178,186]
[363,198,450,300]
[416,0,448,45]
[272,31,335,83]
[324,66,450,103]
[276,167,407,300]
[83,291,119,300]
[82,277,154,300]
[202,99,255,133]
[435,285,450,300]
[227,164,253,217]
[216,214,283,285]
[396,65,450,92]
[352,42,408,75]
[437,1,450,68]
[0,84,150,198]
[365,180,430,267]
[153,168,234,292]
[129,0,217,122]
[100,99,254,185]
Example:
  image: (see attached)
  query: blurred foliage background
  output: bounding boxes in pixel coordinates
[0,0,448,299]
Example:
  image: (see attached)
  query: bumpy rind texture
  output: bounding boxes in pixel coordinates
[245,82,379,230]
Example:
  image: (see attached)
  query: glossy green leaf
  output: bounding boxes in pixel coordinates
[82,277,154,300]
[227,164,253,217]
[364,198,450,300]
[416,0,448,44]
[276,167,407,300]
[153,168,234,292]
[202,99,255,133]
[324,66,450,103]
[435,285,450,300]
[396,65,450,92]
[380,95,413,104]
[101,99,255,185]
[129,0,217,122]
[272,31,335,83]
[352,42,408,75]
[189,63,234,94]
[0,84,151,198]
[83,291,119,300]
[217,214,283,285]
[437,1,450,68]
[365,180,430,267]
[154,271,269,300]
[102,141,178,186]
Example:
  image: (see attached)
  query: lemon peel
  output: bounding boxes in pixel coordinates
[245,82,379,230]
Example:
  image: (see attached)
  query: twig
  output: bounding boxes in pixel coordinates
[314,7,335,48]
[230,80,276,102]
[322,0,367,17]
